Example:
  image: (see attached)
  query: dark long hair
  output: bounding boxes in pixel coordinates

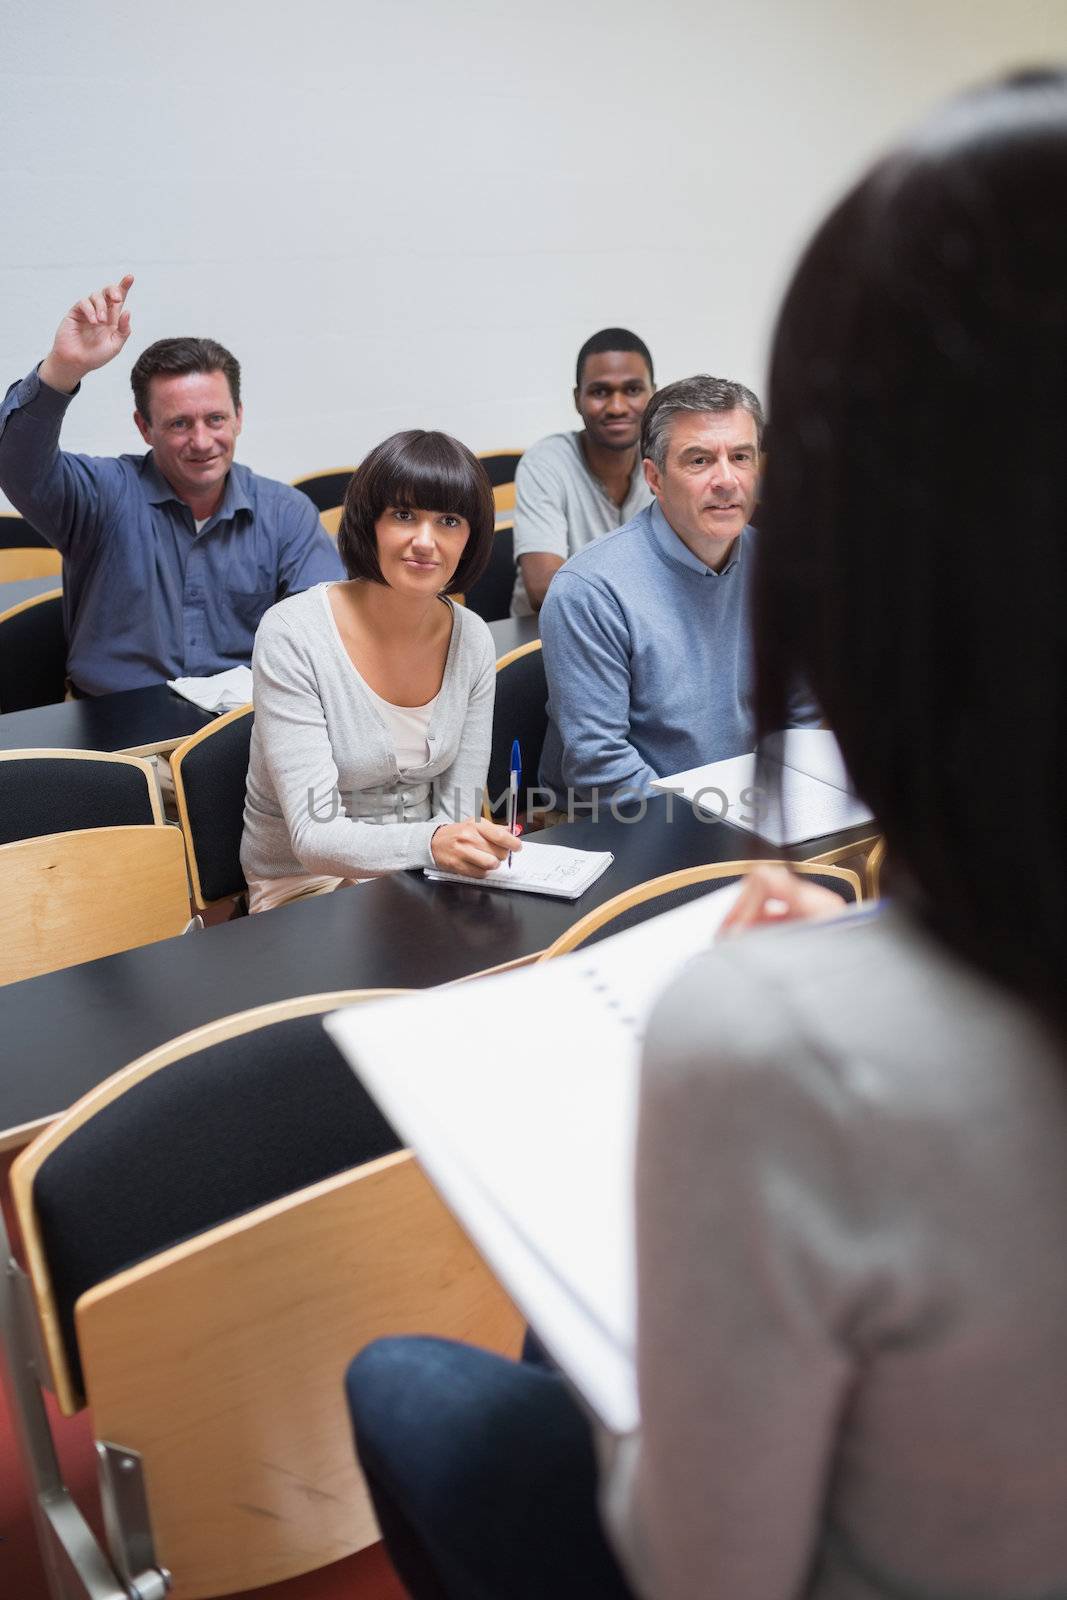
[755,69,1067,1029]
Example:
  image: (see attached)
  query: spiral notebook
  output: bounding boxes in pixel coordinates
[424,839,614,899]
[325,880,744,1435]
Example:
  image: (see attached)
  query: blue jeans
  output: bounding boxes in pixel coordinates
[346,1335,636,1600]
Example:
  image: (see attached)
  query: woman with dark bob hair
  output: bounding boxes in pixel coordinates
[241,430,516,910]
[345,71,1067,1599]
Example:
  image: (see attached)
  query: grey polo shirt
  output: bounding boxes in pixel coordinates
[509,430,652,615]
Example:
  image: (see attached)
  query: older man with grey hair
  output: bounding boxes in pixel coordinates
[539,374,817,801]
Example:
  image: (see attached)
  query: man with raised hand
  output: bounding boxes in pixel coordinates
[510,327,655,616]
[0,274,342,696]
[540,374,818,803]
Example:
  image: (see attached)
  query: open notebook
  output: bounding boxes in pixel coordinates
[325,881,743,1436]
[425,839,613,900]
[653,729,875,847]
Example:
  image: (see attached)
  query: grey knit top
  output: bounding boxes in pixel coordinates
[240,584,496,881]
[604,904,1067,1600]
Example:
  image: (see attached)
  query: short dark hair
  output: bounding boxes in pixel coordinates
[130,337,241,422]
[640,375,764,468]
[575,328,654,389]
[754,69,1067,1031]
[338,430,495,593]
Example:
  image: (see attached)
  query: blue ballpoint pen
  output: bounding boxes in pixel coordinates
[507,739,522,868]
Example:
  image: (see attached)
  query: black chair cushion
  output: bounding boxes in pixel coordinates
[478,454,522,489]
[0,595,66,713]
[0,757,157,845]
[293,471,354,513]
[180,711,253,902]
[463,526,514,624]
[33,1011,402,1393]
[0,513,50,550]
[486,648,548,819]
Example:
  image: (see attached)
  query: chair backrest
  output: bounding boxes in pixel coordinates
[291,467,356,512]
[10,992,522,1594]
[0,749,161,845]
[0,511,51,550]
[477,450,523,516]
[486,640,547,819]
[0,588,66,712]
[0,547,62,581]
[0,824,191,986]
[538,860,863,959]
[319,504,344,539]
[462,520,514,623]
[476,449,523,488]
[171,703,254,910]
[866,836,887,897]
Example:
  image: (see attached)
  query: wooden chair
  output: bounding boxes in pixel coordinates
[866,836,887,898]
[0,749,162,846]
[171,704,254,912]
[319,504,344,539]
[477,449,523,516]
[484,639,547,821]
[0,512,62,581]
[462,519,514,623]
[3,992,522,1600]
[291,467,357,513]
[0,587,65,712]
[0,825,192,986]
[538,859,864,960]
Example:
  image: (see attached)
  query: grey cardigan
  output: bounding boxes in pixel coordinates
[240,585,496,881]
[606,905,1067,1600]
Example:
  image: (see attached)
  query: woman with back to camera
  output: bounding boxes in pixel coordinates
[345,70,1067,1599]
[241,430,517,911]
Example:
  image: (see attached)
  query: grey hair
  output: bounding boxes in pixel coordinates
[640,375,765,469]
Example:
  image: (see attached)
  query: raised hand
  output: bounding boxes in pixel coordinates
[39,275,135,394]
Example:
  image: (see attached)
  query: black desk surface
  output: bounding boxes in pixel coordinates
[0,683,216,756]
[0,798,875,1148]
[486,614,538,656]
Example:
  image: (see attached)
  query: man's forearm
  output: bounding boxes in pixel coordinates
[38,353,88,396]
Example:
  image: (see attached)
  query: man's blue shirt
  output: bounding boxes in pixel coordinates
[0,367,344,695]
[539,500,819,799]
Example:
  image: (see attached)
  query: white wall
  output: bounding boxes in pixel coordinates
[3,0,1065,506]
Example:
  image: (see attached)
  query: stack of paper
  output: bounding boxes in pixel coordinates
[167,666,254,715]
[653,729,875,847]
[325,882,743,1434]
[425,839,614,900]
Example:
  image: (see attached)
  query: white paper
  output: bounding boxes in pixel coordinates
[167,666,254,714]
[425,839,614,899]
[324,880,743,1434]
[653,730,874,847]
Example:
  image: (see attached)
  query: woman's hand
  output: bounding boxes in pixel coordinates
[431,817,521,878]
[719,864,848,937]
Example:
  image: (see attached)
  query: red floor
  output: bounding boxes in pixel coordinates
[0,1378,407,1599]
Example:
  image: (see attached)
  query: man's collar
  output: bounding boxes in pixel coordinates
[140,454,253,520]
[648,499,746,577]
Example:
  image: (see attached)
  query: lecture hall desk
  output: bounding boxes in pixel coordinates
[0,797,877,1152]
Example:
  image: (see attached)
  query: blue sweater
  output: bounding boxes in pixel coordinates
[540,501,810,798]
